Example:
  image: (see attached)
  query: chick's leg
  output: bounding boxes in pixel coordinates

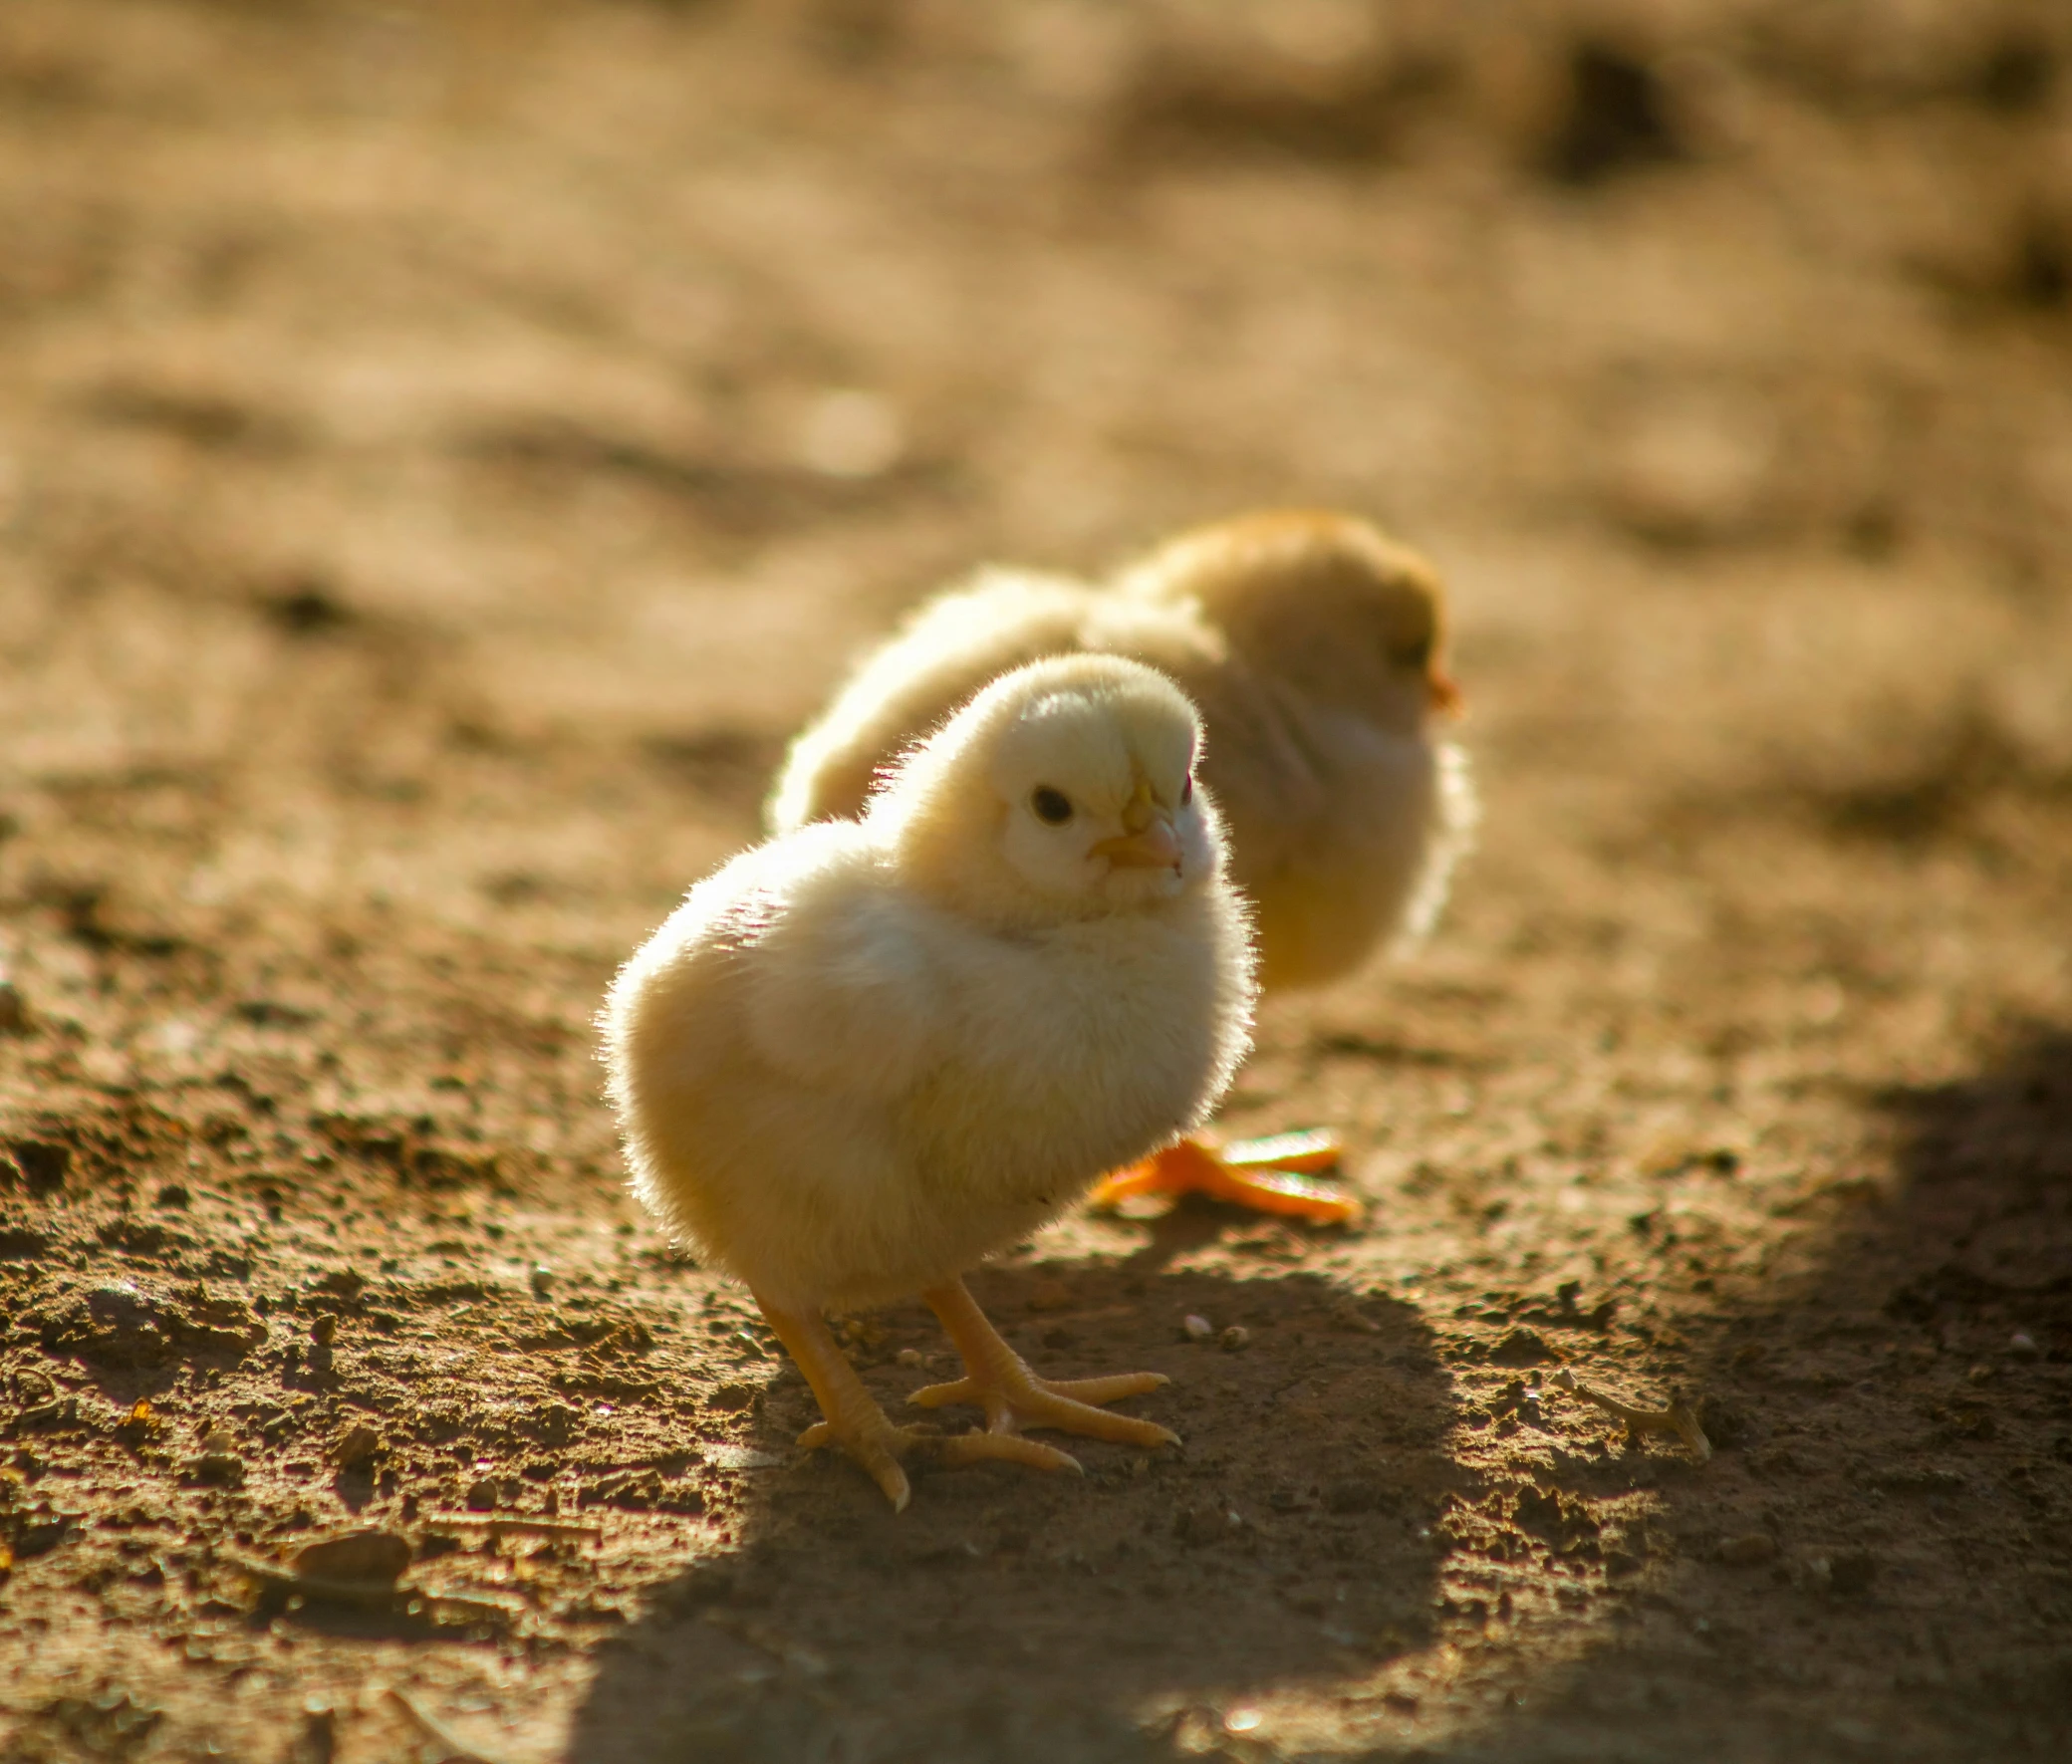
[1086,1131,1359,1225]
[751,1291,1074,1513]
[910,1277,1179,1451]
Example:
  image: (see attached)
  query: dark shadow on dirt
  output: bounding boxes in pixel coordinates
[1447,1028,2072,1763]
[567,1258,1458,1764]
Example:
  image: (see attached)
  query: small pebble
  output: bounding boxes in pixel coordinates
[193,1451,245,1488]
[295,1528,410,1586]
[1181,1315,1213,1342]
[1218,1326,1250,1352]
[2008,1331,2040,1361]
[310,1316,338,1347]
[530,1263,556,1298]
[895,1348,923,1368]
[333,1423,381,1468]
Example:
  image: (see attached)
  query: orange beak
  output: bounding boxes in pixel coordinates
[1092,780,1183,873]
[1092,819,1183,873]
[1427,662,1465,718]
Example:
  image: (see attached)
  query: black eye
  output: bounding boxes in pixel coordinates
[1031,786,1073,825]
[1180,773,1193,806]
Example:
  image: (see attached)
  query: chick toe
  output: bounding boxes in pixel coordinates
[1087,1134,1358,1225]
[931,1431,1084,1477]
[913,1278,1180,1451]
[755,1292,922,1509]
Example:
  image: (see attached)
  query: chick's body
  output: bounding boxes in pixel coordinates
[609,815,1245,1312]
[604,654,1253,1507]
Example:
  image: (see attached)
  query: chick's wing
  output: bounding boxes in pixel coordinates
[735,841,950,1106]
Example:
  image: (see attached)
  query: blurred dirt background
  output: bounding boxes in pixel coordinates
[3,2,2071,1760]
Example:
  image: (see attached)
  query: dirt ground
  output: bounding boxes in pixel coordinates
[2,2,2071,1759]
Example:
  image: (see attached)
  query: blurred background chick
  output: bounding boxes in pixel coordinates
[771,510,1474,1218]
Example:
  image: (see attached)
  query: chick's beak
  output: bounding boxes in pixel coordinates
[1427,662,1465,717]
[1092,818,1183,874]
[1092,778,1183,874]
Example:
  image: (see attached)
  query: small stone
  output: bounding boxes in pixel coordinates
[153,1184,190,1210]
[309,1315,338,1347]
[294,1528,410,1587]
[192,1451,245,1488]
[529,1264,556,1299]
[1966,1363,1994,1385]
[332,1424,380,1468]
[1173,1501,1242,1546]
[1718,1531,1777,1566]
[8,1139,69,1195]
[1181,1315,1214,1342]
[2008,1331,2040,1361]
[465,1477,498,1512]
[895,1348,923,1368]
[1218,1326,1251,1352]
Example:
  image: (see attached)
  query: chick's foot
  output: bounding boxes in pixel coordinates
[1086,1131,1358,1225]
[754,1291,1080,1511]
[911,1278,1180,1452]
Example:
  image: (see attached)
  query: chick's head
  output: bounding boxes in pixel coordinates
[1128,509,1461,735]
[878,654,1220,927]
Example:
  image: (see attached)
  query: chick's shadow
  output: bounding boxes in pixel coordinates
[567,1248,1459,1764]
[1451,1026,2072,1762]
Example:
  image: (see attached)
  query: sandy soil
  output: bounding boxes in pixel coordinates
[3,3,2071,1760]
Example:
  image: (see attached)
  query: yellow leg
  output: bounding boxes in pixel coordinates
[908,1276,1179,1453]
[1085,1131,1359,1225]
[752,1290,1072,1512]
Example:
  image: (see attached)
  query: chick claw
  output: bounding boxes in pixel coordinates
[794,1416,1078,1513]
[1086,1131,1359,1225]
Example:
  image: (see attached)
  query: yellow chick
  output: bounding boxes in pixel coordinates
[603,655,1255,1509]
[768,510,1473,1222]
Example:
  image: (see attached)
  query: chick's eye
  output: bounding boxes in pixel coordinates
[1030,786,1074,825]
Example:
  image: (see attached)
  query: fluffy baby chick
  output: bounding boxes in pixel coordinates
[769,510,1473,1222]
[603,655,1254,1509]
